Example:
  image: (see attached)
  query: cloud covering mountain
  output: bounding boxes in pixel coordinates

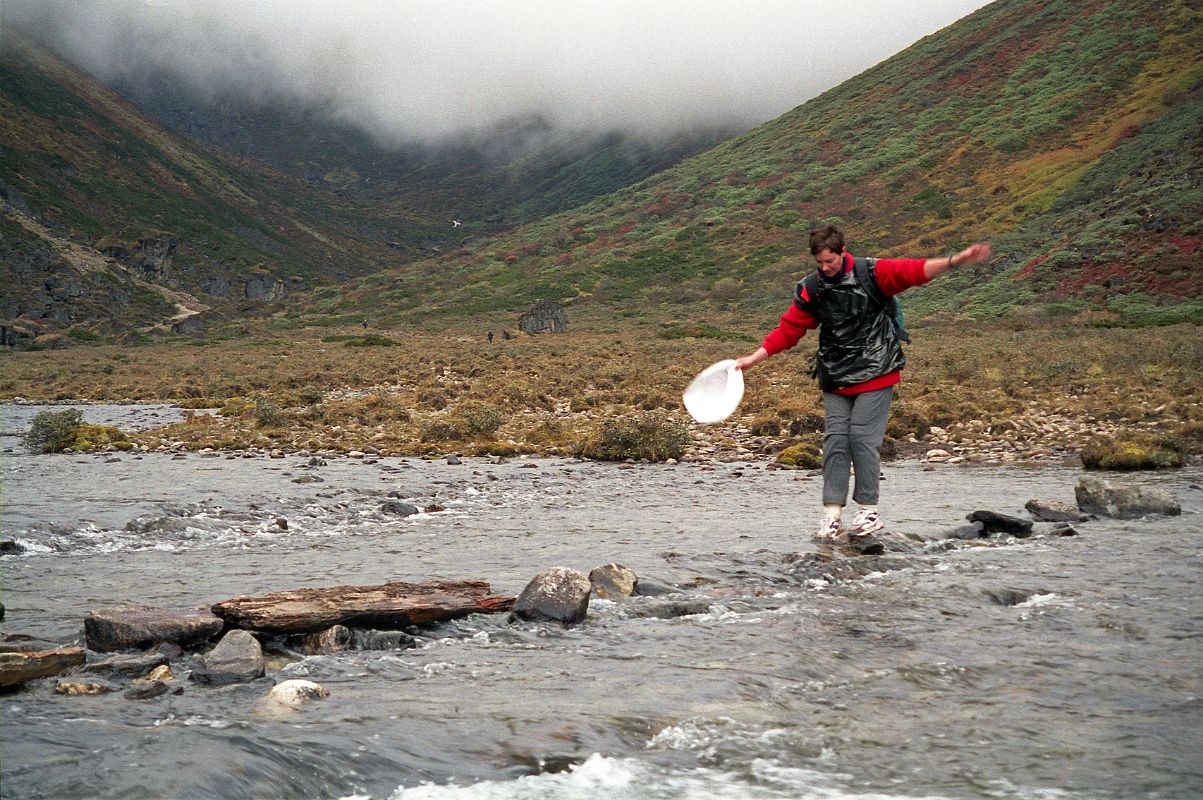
[6,0,987,143]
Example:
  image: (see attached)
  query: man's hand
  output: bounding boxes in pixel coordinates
[957,242,992,266]
[734,348,769,371]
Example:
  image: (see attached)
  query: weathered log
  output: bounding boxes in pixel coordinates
[0,646,86,688]
[211,580,514,635]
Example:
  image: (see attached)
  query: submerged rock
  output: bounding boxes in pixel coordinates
[265,679,329,708]
[77,651,169,680]
[380,500,420,517]
[84,604,224,653]
[55,680,115,695]
[588,564,637,599]
[1075,476,1181,519]
[124,680,171,700]
[192,630,265,686]
[511,567,592,625]
[284,624,417,655]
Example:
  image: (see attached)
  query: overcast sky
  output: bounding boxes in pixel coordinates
[8,0,990,143]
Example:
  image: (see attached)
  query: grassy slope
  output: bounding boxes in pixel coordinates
[325,0,1201,329]
[0,35,423,290]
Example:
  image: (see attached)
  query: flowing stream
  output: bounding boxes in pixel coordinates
[2,404,1201,800]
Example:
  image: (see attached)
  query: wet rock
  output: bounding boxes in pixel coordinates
[1,540,25,555]
[1050,522,1080,537]
[982,588,1039,606]
[589,564,637,599]
[967,510,1034,537]
[0,646,86,688]
[292,475,324,484]
[77,651,169,680]
[511,567,592,625]
[625,599,712,619]
[132,664,174,684]
[0,633,67,653]
[1025,499,1089,523]
[446,456,462,465]
[191,630,265,686]
[124,680,170,700]
[1075,476,1181,519]
[55,680,115,695]
[949,521,986,540]
[631,578,677,597]
[283,624,418,655]
[785,553,907,584]
[840,535,885,556]
[84,604,224,653]
[380,500,420,517]
[264,679,329,708]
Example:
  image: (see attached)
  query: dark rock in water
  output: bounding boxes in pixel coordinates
[1025,499,1089,523]
[625,599,712,619]
[1050,522,1080,537]
[85,604,224,653]
[589,563,638,599]
[1,540,25,555]
[631,578,677,597]
[982,588,1038,607]
[381,500,420,517]
[446,456,462,465]
[124,680,170,700]
[284,625,418,655]
[511,567,592,625]
[0,633,67,653]
[212,580,513,635]
[77,651,169,680]
[292,475,324,484]
[0,646,86,688]
[0,602,4,620]
[192,630,265,686]
[967,510,1034,537]
[1075,476,1181,519]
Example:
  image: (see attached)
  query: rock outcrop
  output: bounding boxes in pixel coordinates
[519,299,567,334]
[511,567,592,625]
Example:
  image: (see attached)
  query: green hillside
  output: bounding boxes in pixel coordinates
[326,0,1201,329]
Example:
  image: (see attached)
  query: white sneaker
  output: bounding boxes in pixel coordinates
[814,516,841,539]
[848,508,884,536]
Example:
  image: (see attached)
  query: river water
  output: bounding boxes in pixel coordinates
[2,404,1201,800]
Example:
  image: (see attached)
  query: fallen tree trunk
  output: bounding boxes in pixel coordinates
[212,580,514,635]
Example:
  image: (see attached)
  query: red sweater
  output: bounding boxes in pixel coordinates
[761,252,930,395]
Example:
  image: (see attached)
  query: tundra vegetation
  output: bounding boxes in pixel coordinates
[4,316,1200,466]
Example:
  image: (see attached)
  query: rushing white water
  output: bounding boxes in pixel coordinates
[2,404,1201,800]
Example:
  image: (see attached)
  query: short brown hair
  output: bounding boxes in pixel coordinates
[809,224,845,256]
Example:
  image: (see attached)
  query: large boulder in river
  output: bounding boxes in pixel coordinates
[192,630,265,685]
[85,604,224,653]
[511,567,591,625]
[1075,476,1181,519]
[589,563,637,599]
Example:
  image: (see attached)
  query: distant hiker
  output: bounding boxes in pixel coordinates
[361,319,369,329]
[487,331,494,344]
[734,224,991,541]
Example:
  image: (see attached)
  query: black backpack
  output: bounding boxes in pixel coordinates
[794,256,911,344]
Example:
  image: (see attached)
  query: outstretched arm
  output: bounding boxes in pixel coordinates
[923,243,992,280]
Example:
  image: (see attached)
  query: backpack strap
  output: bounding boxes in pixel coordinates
[793,271,823,314]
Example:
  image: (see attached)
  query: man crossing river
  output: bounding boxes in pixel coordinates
[733,224,991,540]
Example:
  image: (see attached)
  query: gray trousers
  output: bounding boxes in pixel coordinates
[821,386,893,506]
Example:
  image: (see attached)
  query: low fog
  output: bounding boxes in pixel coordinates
[6,0,988,144]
